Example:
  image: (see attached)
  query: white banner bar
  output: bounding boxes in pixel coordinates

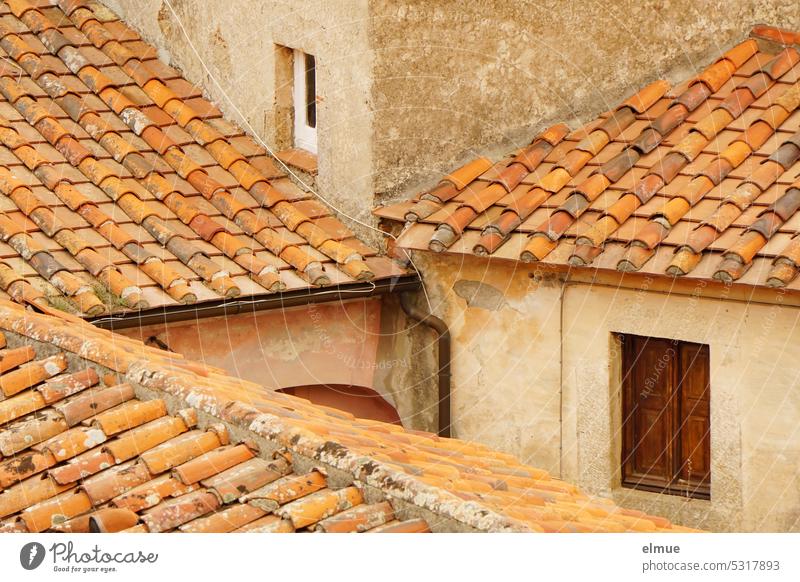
[2,533,798,581]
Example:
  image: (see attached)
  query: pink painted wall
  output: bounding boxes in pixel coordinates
[120,298,384,392]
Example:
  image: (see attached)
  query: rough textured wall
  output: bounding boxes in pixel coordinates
[412,253,564,473]
[369,0,800,202]
[104,0,377,242]
[106,0,800,236]
[562,285,800,532]
[408,249,800,531]
[118,298,438,432]
[374,294,438,431]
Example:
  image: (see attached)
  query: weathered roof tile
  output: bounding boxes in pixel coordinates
[376,30,800,292]
[0,0,405,318]
[0,294,691,533]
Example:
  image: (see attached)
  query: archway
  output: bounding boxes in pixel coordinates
[279,384,402,425]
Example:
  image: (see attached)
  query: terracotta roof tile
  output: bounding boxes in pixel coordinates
[0,0,405,317]
[0,298,693,532]
[377,31,800,292]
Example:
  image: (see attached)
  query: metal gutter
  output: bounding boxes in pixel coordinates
[89,273,423,330]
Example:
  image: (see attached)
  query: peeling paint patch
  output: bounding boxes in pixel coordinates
[453,280,507,311]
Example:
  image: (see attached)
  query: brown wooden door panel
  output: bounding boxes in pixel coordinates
[678,417,711,486]
[620,334,710,498]
[678,342,711,490]
[633,407,672,481]
[622,335,674,486]
[628,336,674,403]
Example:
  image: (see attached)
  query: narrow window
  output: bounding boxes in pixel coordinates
[619,334,710,499]
[293,49,317,153]
[305,53,316,128]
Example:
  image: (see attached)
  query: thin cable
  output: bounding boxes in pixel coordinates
[161,0,435,312]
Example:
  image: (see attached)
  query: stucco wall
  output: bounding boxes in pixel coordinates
[369,0,800,202]
[412,248,800,531]
[412,253,564,474]
[118,298,438,432]
[105,0,377,242]
[562,284,800,532]
[105,0,800,241]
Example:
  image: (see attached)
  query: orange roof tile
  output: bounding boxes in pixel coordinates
[0,297,694,533]
[0,0,406,318]
[375,29,800,293]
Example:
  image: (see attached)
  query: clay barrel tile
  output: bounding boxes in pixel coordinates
[442,157,493,190]
[103,415,189,463]
[20,488,92,532]
[0,389,46,425]
[173,443,254,485]
[276,486,364,530]
[242,470,327,511]
[368,517,431,533]
[37,367,99,404]
[112,473,196,513]
[0,353,68,397]
[88,507,140,533]
[202,456,292,503]
[80,460,152,505]
[0,449,55,488]
[49,449,116,484]
[92,398,167,435]
[233,514,294,533]
[0,473,71,519]
[139,429,222,475]
[42,425,107,463]
[617,79,671,114]
[141,489,219,533]
[314,500,395,533]
[0,345,36,374]
[0,409,68,456]
[178,502,265,533]
[53,382,136,427]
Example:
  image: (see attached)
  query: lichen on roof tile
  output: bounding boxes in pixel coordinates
[0,0,405,317]
[0,296,693,533]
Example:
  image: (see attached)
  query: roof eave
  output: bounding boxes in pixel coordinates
[87,273,423,330]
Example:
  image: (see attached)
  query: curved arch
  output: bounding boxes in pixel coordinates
[278,384,402,425]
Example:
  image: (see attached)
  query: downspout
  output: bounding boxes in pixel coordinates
[399,292,451,438]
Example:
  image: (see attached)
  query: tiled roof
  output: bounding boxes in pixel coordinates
[375,29,800,291]
[0,0,403,318]
[0,299,694,533]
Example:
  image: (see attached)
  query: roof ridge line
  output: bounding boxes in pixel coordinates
[122,357,533,532]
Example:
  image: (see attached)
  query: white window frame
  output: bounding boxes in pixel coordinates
[293,49,317,153]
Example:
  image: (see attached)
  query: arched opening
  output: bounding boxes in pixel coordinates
[279,384,402,425]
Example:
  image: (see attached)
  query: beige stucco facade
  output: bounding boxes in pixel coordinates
[410,250,800,532]
[563,284,800,532]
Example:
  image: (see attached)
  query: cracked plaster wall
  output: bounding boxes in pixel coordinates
[414,250,800,531]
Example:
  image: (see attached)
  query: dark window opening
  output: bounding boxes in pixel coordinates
[619,334,711,499]
[305,53,316,128]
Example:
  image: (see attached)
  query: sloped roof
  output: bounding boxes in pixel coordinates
[376,28,800,292]
[0,299,694,532]
[0,0,404,318]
